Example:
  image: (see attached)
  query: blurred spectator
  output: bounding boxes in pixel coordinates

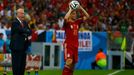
[128,19,134,32]
[0,33,4,53]
[128,25,134,32]
[0,0,133,33]
[119,18,129,35]
[30,24,38,42]
[79,23,86,31]
[5,33,11,53]
[0,29,7,41]
[0,0,133,54]
[58,16,64,29]
[52,22,60,30]
[37,21,46,30]
[3,22,11,30]
[79,22,90,31]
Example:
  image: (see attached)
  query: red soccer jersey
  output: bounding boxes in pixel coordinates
[63,19,82,48]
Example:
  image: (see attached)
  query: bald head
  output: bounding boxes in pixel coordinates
[16,8,25,21]
[17,8,24,14]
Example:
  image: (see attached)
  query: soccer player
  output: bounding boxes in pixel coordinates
[62,3,89,75]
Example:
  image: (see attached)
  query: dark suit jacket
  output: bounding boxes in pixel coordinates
[10,18,31,52]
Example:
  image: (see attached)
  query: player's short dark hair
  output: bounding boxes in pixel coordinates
[98,48,103,52]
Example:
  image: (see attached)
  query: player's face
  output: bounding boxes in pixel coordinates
[70,11,77,20]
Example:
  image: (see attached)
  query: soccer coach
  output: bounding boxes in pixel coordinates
[10,8,31,75]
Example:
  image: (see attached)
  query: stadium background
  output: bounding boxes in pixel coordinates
[0,0,134,75]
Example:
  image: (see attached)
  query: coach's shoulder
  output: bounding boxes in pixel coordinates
[12,18,18,22]
[11,18,19,24]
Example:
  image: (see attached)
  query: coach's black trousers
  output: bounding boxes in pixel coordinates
[11,50,26,75]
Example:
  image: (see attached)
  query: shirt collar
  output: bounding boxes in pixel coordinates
[16,17,22,24]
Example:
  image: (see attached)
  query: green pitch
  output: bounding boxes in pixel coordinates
[3,69,134,75]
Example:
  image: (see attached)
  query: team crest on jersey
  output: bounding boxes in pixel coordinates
[71,25,73,29]
[67,53,70,57]
[70,24,78,29]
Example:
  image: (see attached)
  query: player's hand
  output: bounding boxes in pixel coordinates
[69,4,73,11]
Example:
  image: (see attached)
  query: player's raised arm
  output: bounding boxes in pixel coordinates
[64,5,73,20]
[79,5,90,20]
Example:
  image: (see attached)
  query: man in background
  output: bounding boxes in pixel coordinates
[10,8,31,75]
[91,48,106,69]
[0,33,4,53]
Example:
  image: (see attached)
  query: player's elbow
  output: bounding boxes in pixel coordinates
[83,15,90,20]
[64,16,69,20]
[86,15,90,19]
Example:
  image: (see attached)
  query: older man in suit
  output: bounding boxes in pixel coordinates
[10,8,31,75]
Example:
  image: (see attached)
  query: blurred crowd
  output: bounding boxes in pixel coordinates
[0,0,134,53]
[0,0,133,31]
